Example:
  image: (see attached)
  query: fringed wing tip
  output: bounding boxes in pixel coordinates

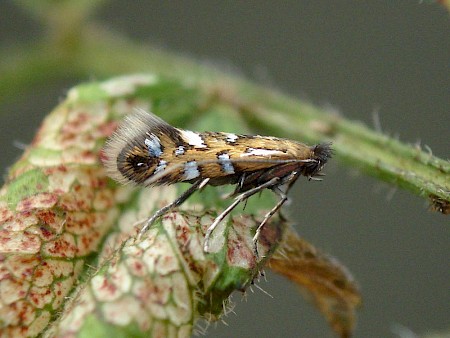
[101,135,134,186]
[101,109,165,186]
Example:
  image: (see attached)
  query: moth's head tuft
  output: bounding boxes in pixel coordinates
[303,142,333,178]
[314,142,333,164]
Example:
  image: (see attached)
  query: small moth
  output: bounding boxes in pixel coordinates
[103,110,332,253]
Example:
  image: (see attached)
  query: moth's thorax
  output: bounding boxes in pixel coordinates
[103,110,331,188]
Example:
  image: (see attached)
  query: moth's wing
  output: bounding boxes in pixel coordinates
[102,109,179,186]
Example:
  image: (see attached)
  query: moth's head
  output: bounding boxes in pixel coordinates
[303,142,333,178]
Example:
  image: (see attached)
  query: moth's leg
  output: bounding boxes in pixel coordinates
[252,188,288,256]
[197,177,210,190]
[253,172,301,256]
[235,173,246,193]
[204,177,280,252]
[222,173,247,200]
[138,178,207,238]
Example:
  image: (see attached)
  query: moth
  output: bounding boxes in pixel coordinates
[103,109,332,254]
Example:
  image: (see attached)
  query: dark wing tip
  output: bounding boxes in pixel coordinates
[102,109,170,185]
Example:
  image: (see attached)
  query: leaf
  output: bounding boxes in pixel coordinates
[269,228,361,338]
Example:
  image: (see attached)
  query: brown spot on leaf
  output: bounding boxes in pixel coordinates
[98,120,119,138]
[0,208,14,223]
[16,193,59,212]
[43,234,77,258]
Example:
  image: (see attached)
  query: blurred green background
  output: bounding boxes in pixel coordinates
[0,1,448,337]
